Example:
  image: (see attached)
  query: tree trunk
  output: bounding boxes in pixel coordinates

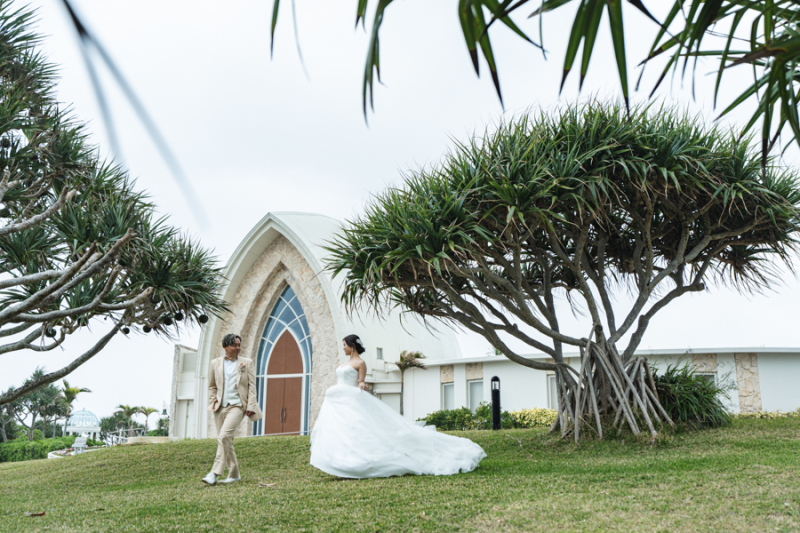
[28,414,37,441]
[399,372,404,416]
[551,340,673,443]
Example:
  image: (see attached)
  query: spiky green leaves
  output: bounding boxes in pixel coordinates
[0,1,227,340]
[327,103,800,323]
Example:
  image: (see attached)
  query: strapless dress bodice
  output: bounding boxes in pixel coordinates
[335,365,359,387]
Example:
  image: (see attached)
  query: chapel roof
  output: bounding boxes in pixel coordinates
[221,211,464,360]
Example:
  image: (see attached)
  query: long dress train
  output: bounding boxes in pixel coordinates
[310,365,486,478]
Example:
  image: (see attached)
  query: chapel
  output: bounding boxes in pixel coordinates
[169,212,464,440]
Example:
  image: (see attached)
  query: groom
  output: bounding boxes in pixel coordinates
[202,333,262,485]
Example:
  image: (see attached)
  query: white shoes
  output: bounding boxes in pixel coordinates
[201,472,218,485]
[219,476,241,484]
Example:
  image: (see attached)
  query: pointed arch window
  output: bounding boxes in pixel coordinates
[254,285,313,435]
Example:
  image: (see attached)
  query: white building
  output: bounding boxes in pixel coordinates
[170,212,800,439]
[402,348,800,422]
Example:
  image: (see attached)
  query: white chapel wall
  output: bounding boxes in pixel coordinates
[758,353,800,411]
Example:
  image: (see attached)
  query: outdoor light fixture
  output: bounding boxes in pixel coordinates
[491,376,501,430]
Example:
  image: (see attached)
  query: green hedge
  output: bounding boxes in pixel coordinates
[418,403,558,430]
[0,436,103,463]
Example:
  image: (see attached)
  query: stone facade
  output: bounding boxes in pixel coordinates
[207,235,338,438]
[692,353,718,374]
[466,363,483,381]
[440,365,454,384]
[734,353,762,413]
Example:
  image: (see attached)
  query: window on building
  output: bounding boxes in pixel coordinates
[442,383,454,410]
[376,347,383,360]
[547,374,558,410]
[468,380,484,412]
[696,373,716,384]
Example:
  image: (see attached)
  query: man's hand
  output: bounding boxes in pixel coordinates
[245,411,254,417]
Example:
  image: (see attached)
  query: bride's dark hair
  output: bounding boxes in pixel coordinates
[343,334,366,355]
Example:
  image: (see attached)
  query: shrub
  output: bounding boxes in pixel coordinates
[509,408,558,428]
[473,403,514,429]
[0,436,103,463]
[735,408,800,420]
[418,405,559,431]
[653,364,731,429]
[419,407,475,430]
[31,429,43,441]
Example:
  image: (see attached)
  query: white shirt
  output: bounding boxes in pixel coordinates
[221,358,242,407]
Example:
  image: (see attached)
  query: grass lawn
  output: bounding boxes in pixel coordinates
[1,418,799,532]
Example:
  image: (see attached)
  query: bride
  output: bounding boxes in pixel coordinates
[310,334,486,478]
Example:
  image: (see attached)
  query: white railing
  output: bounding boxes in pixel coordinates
[105,427,146,445]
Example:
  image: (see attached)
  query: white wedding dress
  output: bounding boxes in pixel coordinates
[310,365,486,478]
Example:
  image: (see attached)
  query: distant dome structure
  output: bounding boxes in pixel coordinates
[68,408,99,427]
[65,408,101,440]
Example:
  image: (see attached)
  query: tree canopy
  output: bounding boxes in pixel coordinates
[0,2,226,405]
[327,102,800,439]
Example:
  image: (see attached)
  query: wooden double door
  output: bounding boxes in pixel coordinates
[264,330,304,435]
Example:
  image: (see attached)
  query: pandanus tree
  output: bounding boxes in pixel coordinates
[0,4,226,406]
[327,103,800,442]
[395,350,426,416]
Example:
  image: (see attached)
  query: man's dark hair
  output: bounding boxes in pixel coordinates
[222,334,242,348]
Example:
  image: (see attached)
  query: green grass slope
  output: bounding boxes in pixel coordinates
[1,419,799,532]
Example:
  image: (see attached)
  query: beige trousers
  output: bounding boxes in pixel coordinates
[212,404,245,478]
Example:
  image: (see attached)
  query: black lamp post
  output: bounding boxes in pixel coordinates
[491,376,501,430]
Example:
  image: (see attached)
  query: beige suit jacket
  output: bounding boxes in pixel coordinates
[208,356,263,422]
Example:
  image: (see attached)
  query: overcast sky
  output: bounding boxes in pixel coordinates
[4,1,799,427]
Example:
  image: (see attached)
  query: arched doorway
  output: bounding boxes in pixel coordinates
[254,285,313,436]
[264,331,303,434]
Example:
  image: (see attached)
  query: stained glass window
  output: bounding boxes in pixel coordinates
[253,285,313,435]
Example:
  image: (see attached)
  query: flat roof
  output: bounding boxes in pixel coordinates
[415,347,800,367]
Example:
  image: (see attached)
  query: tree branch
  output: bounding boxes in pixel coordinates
[448,264,582,347]
[440,304,559,371]
[0,228,135,325]
[0,168,20,204]
[0,322,34,338]
[621,281,706,362]
[0,244,100,324]
[0,328,43,355]
[435,283,563,357]
[0,187,76,238]
[0,325,121,406]
[0,269,64,291]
